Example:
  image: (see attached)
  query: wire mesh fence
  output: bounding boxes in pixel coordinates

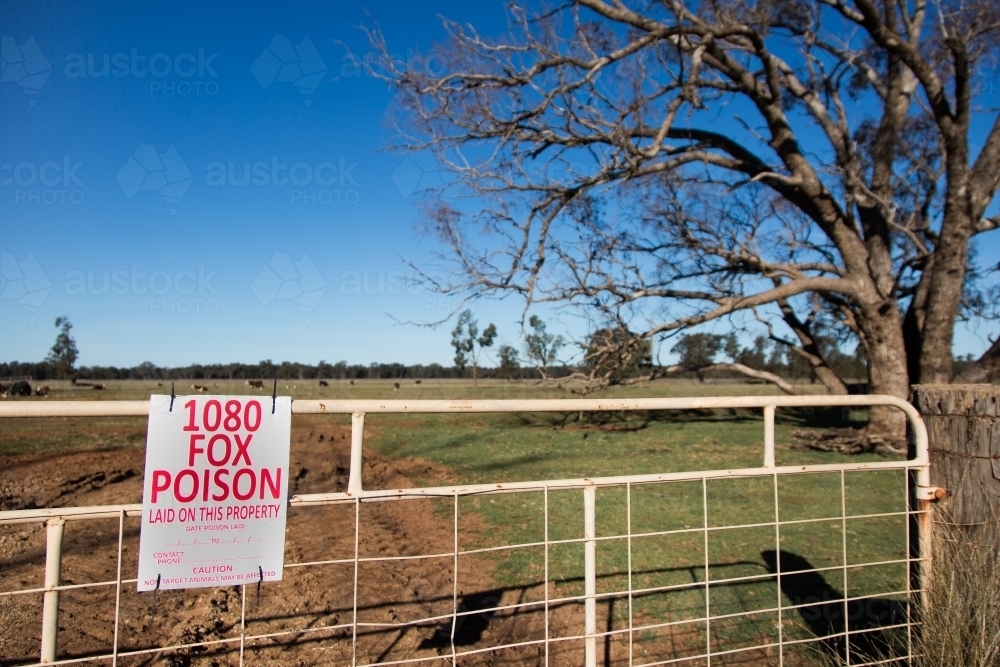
[0,396,934,666]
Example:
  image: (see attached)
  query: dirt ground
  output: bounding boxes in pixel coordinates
[1,415,785,667]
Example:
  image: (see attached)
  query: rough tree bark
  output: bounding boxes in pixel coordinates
[912,384,1000,550]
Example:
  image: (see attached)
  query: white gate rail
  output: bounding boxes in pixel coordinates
[0,395,935,667]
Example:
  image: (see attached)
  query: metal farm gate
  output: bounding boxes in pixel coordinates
[0,396,937,666]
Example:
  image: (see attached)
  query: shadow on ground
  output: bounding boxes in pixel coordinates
[762,550,909,665]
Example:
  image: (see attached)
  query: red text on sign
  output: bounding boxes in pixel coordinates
[150,467,282,503]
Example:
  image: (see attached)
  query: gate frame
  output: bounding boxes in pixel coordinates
[0,395,938,666]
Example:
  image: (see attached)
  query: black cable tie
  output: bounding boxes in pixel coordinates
[272,377,277,414]
[257,565,264,605]
[151,573,161,621]
[169,382,176,411]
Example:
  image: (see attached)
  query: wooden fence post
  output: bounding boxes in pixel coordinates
[911,384,1000,549]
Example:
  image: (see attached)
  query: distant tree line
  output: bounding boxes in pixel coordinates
[2,314,977,387]
[0,359,568,382]
[4,353,982,384]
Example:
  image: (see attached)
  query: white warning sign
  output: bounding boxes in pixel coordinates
[137,394,291,591]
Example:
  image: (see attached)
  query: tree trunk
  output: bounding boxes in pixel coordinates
[858,304,910,438]
[917,141,974,384]
[917,225,972,384]
[912,384,1000,550]
[813,364,848,396]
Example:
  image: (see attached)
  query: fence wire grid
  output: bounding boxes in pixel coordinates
[0,396,935,667]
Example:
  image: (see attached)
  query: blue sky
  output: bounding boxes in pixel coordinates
[1,1,997,368]
[0,0,535,367]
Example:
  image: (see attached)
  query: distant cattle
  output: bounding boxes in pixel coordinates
[156,382,163,387]
[92,384,106,390]
[393,382,400,391]
[34,386,50,397]
[10,381,32,397]
[0,384,7,397]
[246,380,265,389]
[319,380,329,386]
[349,380,355,386]
[191,384,209,392]
[414,380,422,384]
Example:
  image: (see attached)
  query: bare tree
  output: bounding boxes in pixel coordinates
[369,0,1000,437]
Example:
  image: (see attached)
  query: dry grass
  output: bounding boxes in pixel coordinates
[915,509,1000,667]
